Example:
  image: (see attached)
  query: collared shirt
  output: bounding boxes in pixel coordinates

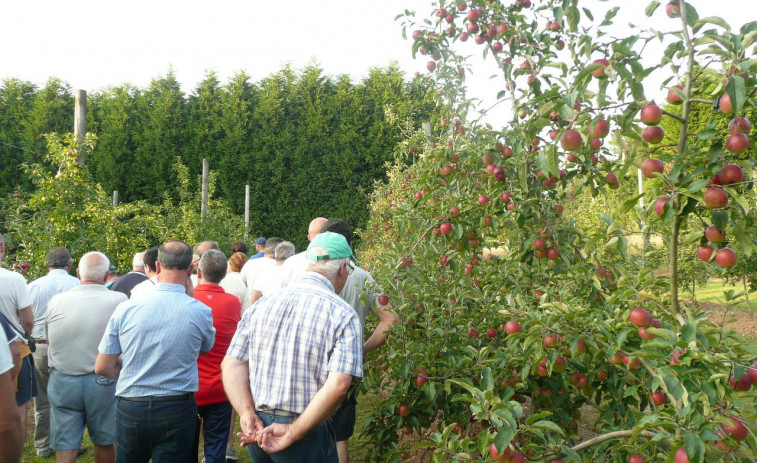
[0,268,31,341]
[339,265,381,333]
[129,276,157,301]
[47,285,127,375]
[194,284,241,406]
[226,272,363,414]
[99,283,216,397]
[249,251,265,260]
[28,269,80,339]
[240,256,275,290]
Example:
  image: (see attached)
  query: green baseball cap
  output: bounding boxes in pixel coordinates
[306,232,354,261]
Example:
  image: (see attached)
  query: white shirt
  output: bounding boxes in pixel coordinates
[251,265,289,301]
[0,328,12,375]
[219,272,250,314]
[278,252,310,288]
[27,269,80,339]
[129,276,157,301]
[240,257,276,292]
[0,268,31,340]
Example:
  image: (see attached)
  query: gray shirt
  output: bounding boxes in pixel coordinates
[28,269,80,339]
[338,265,380,333]
[46,284,127,375]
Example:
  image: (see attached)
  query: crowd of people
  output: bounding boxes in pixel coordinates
[0,217,398,463]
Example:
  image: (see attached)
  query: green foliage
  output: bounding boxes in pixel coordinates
[1,65,436,250]
[357,1,757,462]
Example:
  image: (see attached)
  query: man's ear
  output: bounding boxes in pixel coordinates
[155,261,163,274]
[76,267,81,280]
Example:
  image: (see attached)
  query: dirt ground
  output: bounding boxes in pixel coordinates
[700,300,757,339]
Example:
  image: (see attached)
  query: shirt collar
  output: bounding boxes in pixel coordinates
[72,284,107,291]
[300,272,335,292]
[48,269,71,276]
[194,284,224,293]
[155,283,187,292]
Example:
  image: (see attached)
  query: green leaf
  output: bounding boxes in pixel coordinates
[695,16,730,31]
[645,1,660,17]
[686,178,710,193]
[661,369,685,401]
[531,420,565,435]
[725,76,746,116]
[566,7,580,31]
[482,366,494,391]
[620,194,643,213]
[682,322,696,343]
[493,427,515,453]
[683,3,699,28]
[684,430,706,463]
[600,7,619,27]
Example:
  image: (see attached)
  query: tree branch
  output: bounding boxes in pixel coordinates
[570,430,657,452]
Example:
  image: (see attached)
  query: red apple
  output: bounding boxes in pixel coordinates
[666,0,680,18]
[574,339,586,355]
[703,187,728,209]
[605,172,619,189]
[673,447,689,463]
[726,132,749,154]
[718,164,743,185]
[505,321,522,334]
[468,329,478,338]
[747,364,757,383]
[486,328,497,338]
[650,390,666,406]
[560,130,583,151]
[415,375,428,388]
[590,137,603,150]
[629,308,652,327]
[553,205,563,216]
[440,223,453,234]
[501,192,512,203]
[493,166,507,181]
[591,59,610,78]
[398,404,410,416]
[642,125,664,144]
[641,158,664,178]
[654,197,672,216]
[640,104,663,125]
[728,117,751,134]
[667,84,684,104]
[722,416,749,441]
[730,372,752,391]
[378,294,390,306]
[638,327,656,340]
[543,334,559,348]
[427,61,437,72]
[705,226,726,243]
[478,195,490,205]
[553,356,567,372]
[590,119,610,138]
[715,248,737,268]
[607,351,624,365]
[720,93,733,113]
[449,206,460,217]
[696,245,714,262]
[546,247,559,260]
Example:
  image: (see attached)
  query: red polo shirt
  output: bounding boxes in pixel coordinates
[194,284,242,405]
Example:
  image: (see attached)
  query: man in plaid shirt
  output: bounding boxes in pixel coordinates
[222,232,363,462]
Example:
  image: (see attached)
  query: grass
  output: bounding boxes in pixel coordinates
[683,278,757,313]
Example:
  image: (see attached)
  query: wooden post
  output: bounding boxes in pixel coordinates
[74,90,87,165]
[244,184,250,239]
[201,159,209,221]
[422,121,432,138]
[112,191,119,207]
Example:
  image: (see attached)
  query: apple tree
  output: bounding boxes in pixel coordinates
[358,1,756,462]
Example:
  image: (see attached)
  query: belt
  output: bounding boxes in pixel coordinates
[257,408,298,418]
[118,393,194,403]
[33,338,48,344]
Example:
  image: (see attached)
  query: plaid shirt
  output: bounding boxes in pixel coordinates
[226,272,363,414]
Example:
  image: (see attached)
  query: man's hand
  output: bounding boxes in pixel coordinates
[256,423,298,454]
[237,410,265,447]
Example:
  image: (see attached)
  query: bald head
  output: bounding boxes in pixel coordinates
[308,217,328,242]
[193,241,219,257]
[78,252,110,283]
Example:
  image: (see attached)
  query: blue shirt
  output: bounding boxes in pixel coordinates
[249,251,265,260]
[99,283,215,397]
[226,272,363,414]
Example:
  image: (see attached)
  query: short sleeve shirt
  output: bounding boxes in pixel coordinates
[0,328,12,375]
[0,268,31,338]
[28,269,80,339]
[338,266,381,333]
[226,272,363,414]
[99,283,216,397]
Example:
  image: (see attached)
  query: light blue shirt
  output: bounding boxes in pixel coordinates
[28,268,80,339]
[99,283,215,397]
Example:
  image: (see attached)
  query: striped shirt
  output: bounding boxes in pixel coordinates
[226,272,363,414]
[98,283,215,397]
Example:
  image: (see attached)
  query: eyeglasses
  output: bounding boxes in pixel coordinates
[346,263,354,275]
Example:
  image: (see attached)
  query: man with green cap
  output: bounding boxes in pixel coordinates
[222,232,363,463]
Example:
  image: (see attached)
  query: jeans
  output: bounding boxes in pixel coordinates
[115,395,197,463]
[193,401,232,463]
[247,412,336,463]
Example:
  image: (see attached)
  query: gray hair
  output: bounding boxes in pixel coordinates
[47,247,72,269]
[158,241,193,270]
[264,237,284,256]
[199,249,228,284]
[274,242,295,262]
[132,252,145,271]
[79,252,110,281]
[306,246,349,282]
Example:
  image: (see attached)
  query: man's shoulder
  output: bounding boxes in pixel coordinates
[0,268,27,287]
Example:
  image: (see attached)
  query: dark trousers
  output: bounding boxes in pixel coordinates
[193,401,233,463]
[247,412,336,463]
[115,395,197,463]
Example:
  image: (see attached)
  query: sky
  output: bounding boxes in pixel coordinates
[1,0,753,125]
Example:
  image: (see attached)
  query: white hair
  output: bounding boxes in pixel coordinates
[79,252,110,282]
[132,251,145,271]
[305,246,348,282]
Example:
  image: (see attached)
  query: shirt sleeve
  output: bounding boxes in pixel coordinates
[98,309,123,355]
[226,308,252,362]
[199,306,216,352]
[0,316,18,344]
[15,274,31,309]
[0,329,12,375]
[328,311,364,378]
